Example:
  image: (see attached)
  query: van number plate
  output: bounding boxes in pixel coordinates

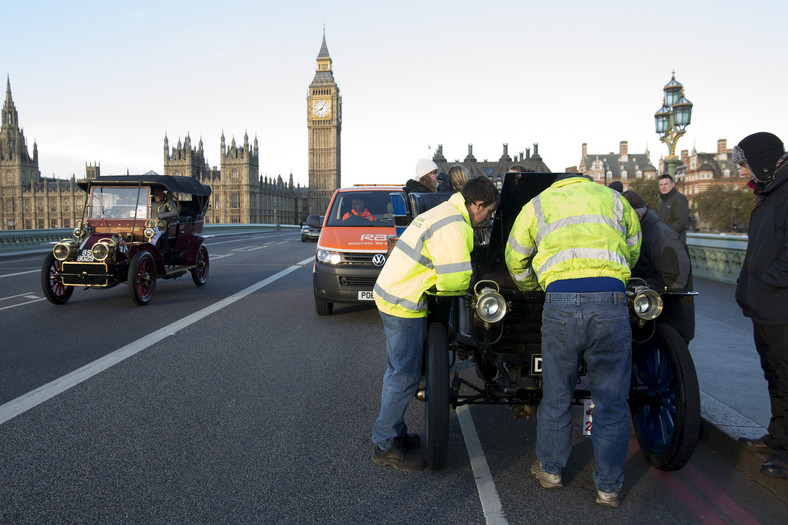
[358,291,374,300]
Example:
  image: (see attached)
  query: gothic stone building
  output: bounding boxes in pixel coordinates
[0,77,93,230]
[307,31,342,215]
[163,133,307,225]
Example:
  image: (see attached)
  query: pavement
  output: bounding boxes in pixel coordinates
[691,277,788,501]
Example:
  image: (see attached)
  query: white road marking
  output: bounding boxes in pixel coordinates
[0,270,39,278]
[456,404,509,525]
[0,261,309,426]
[0,292,37,301]
[0,297,46,311]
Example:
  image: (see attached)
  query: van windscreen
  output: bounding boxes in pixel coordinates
[326,191,395,227]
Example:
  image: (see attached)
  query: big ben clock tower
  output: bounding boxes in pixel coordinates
[307,30,342,214]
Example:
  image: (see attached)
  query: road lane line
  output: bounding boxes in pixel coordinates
[456,405,508,525]
[0,292,36,301]
[0,270,39,278]
[0,262,308,426]
[0,298,46,311]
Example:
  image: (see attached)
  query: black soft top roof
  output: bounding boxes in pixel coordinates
[77,175,212,197]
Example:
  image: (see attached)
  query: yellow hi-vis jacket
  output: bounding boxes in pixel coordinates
[374,192,473,318]
[505,177,641,291]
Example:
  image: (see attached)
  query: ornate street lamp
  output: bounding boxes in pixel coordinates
[654,72,693,177]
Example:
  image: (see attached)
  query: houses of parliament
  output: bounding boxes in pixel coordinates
[0,33,342,231]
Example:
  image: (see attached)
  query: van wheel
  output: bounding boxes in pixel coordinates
[315,298,333,316]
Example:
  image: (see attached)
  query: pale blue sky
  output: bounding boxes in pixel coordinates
[5,0,787,187]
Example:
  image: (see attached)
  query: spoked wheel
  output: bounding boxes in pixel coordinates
[41,253,74,305]
[630,324,700,470]
[191,245,209,286]
[425,322,450,470]
[128,251,156,305]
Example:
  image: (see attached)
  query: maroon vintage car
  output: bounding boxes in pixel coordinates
[41,175,211,306]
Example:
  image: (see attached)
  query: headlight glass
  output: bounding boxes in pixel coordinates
[92,242,109,261]
[316,249,342,265]
[53,239,77,261]
[632,289,663,320]
[472,281,507,324]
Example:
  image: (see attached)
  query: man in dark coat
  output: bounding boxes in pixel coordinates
[622,190,694,343]
[733,131,788,479]
[657,174,689,243]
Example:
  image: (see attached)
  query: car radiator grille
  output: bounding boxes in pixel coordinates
[342,253,375,265]
[496,289,545,354]
[61,262,110,286]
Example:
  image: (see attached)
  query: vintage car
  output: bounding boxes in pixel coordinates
[41,175,211,306]
[390,172,700,472]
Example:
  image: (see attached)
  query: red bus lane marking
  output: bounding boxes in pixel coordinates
[630,441,727,524]
[682,463,760,525]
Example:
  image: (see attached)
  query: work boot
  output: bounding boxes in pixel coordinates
[596,486,622,508]
[372,441,425,471]
[530,459,563,489]
[740,434,783,454]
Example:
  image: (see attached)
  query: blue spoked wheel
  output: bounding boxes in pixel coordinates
[630,324,700,471]
[425,322,449,470]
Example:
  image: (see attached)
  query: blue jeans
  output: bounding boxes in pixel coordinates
[372,310,427,450]
[536,292,632,492]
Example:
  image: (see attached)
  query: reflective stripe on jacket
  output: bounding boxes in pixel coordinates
[374,192,473,318]
[505,177,641,291]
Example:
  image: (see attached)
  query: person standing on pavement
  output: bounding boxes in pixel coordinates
[505,174,641,508]
[657,174,689,243]
[372,176,499,471]
[733,132,788,479]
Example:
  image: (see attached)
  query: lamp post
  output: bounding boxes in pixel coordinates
[654,72,693,178]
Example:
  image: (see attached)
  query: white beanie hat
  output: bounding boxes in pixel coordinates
[414,158,439,179]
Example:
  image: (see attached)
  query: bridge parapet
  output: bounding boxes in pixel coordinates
[0,225,297,253]
[686,233,747,285]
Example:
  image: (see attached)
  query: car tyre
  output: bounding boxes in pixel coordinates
[425,321,450,470]
[630,324,700,471]
[41,252,74,305]
[315,297,333,316]
[191,245,209,286]
[128,251,156,305]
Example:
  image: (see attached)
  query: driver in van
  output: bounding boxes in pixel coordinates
[342,198,376,221]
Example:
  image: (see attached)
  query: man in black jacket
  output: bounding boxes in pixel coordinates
[622,190,694,343]
[734,131,788,479]
[657,174,689,243]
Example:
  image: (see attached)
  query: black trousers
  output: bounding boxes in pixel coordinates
[753,321,788,449]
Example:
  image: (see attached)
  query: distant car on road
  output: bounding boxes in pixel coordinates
[41,174,212,306]
[300,214,323,242]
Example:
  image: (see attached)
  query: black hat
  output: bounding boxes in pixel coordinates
[734,132,784,182]
[622,190,646,210]
[607,180,624,193]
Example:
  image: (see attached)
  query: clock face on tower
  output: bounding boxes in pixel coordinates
[312,99,331,118]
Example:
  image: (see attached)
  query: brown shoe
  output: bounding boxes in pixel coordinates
[372,441,425,471]
[530,459,563,489]
[740,435,783,454]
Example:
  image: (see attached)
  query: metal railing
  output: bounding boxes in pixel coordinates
[0,224,298,254]
[1,226,747,285]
